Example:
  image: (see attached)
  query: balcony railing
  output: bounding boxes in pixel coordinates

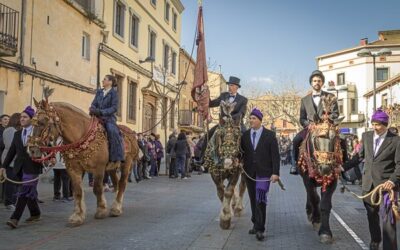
[179,110,203,128]
[0,3,19,56]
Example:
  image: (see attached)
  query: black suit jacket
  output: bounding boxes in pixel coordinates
[241,127,280,178]
[209,92,248,124]
[359,130,400,192]
[1,130,42,175]
[299,91,339,128]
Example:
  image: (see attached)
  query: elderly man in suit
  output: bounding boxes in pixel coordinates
[0,106,42,229]
[290,70,339,175]
[359,109,400,250]
[200,76,248,163]
[241,108,280,241]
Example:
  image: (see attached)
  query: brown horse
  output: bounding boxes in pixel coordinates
[204,100,247,229]
[27,88,139,226]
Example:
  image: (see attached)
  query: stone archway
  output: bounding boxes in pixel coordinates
[143,102,156,134]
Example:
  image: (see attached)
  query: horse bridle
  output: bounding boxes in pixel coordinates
[29,103,63,148]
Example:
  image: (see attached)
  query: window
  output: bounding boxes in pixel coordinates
[130,14,139,48]
[127,81,137,122]
[170,100,175,128]
[171,51,177,75]
[350,99,356,114]
[337,73,345,86]
[114,1,125,38]
[75,0,94,12]
[165,2,170,22]
[282,120,287,128]
[172,11,177,31]
[376,68,389,82]
[114,74,124,118]
[382,94,388,108]
[82,32,90,60]
[149,30,156,60]
[163,44,170,70]
[151,0,157,6]
[338,99,344,115]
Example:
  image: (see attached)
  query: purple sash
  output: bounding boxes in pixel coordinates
[256,176,271,204]
[17,173,39,200]
[381,192,398,225]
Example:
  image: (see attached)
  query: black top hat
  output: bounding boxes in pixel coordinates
[309,70,325,84]
[226,76,241,88]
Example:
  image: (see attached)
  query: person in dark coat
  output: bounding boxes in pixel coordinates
[166,134,177,178]
[0,106,42,229]
[201,76,248,163]
[174,132,189,179]
[90,75,124,168]
[240,108,280,241]
[359,109,400,250]
[290,70,339,175]
[0,114,10,158]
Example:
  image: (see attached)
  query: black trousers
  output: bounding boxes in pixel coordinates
[245,176,266,232]
[11,196,40,220]
[4,167,18,206]
[53,169,70,198]
[364,187,397,250]
[169,158,176,177]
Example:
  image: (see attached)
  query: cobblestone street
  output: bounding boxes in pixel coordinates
[0,165,398,250]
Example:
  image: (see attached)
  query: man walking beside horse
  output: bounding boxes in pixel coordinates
[359,109,400,250]
[241,108,280,241]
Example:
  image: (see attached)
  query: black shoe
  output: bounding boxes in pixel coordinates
[369,242,379,250]
[290,165,299,175]
[248,228,257,235]
[256,231,265,241]
[53,196,61,201]
[128,178,132,183]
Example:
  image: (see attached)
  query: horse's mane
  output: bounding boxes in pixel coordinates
[51,102,90,119]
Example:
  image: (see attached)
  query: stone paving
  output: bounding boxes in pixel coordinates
[0,166,398,249]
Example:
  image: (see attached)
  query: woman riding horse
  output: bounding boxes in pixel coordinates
[90,75,124,169]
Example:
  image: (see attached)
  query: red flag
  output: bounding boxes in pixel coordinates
[192,5,210,121]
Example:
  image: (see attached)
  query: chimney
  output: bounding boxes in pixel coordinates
[360,38,368,46]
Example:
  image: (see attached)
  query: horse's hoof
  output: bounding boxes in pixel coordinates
[234,207,243,217]
[319,234,333,244]
[312,222,321,231]
[219,219,231,230]
[95,209,108,219]
[68,214,84,226]
[109,207,122,217]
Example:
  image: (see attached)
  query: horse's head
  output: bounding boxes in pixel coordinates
[27,87,61,158]
[309,96,344,176]
[215,117,242,169]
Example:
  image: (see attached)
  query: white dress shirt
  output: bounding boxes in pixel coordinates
[373,130,388,156]
[103,87,112,96]
[228,93,237,103]
[21,125,33,146]
[250,126,264,150]
[312,91,321,106]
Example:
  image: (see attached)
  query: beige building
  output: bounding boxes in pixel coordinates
[177,48,203,135]
[0,0,185,147]
[0,0,104,114]
[99,0,184,146]
[207,71,227,127]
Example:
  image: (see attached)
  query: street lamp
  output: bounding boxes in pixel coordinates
[357,48,392,111]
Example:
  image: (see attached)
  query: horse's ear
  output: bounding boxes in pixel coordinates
[333,116,345,126]
[33,98,40,108]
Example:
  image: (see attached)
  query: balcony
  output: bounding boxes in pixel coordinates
[178,110,204,131]
[0,3,19,57]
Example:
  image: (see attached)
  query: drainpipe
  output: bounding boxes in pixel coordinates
[18,0,27,87]
[97,43,101,89]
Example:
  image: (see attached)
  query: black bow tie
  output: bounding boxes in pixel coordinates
[229,95,236,98]
[312,94,320,98]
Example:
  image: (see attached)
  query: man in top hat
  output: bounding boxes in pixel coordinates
[200,76,248,162]
[241,108,280,241]
[290,70,339,175]
[0,106,42,229]
[359,109,400,250]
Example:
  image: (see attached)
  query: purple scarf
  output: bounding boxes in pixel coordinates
[381,192,398,225]
[256,176,271,204]
[17,173,39,200]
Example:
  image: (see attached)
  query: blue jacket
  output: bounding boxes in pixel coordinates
[91,88,118,122]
